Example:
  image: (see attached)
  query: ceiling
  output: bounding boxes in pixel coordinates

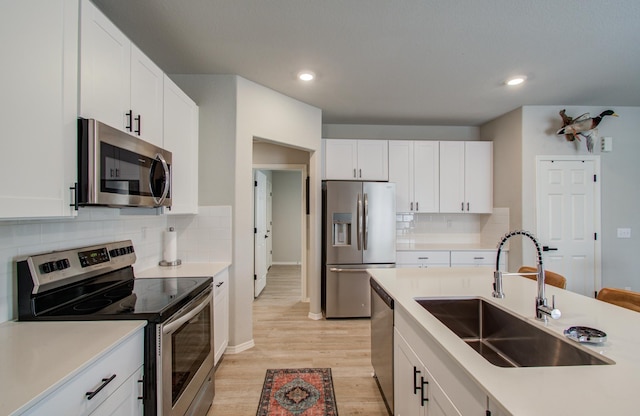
[92,0,640,126]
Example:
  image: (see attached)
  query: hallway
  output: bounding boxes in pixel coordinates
[208,265,388,415]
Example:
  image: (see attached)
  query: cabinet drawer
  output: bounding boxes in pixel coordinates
[22,329,144,416]
[396,251,450,266]
[450,250,497,266]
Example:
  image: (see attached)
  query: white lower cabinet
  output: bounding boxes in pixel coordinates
[395,308,489,416]
[395,329,460,416]
[214,268,229,365]
[20,328,144,416]
[396,251,450,268]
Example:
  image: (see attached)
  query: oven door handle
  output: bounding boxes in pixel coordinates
[162,292,211,335]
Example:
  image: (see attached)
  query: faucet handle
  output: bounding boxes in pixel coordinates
[550,308,562,320]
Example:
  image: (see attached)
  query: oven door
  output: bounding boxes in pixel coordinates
[159,287,214,416]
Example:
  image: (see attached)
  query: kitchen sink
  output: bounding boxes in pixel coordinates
[415,297,614,367]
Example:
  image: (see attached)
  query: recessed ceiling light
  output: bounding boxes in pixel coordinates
[298,70,315,82]
[505,76,527,86]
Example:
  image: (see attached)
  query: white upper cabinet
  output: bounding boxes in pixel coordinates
[324,139,388,180]
[439,141,492,213]
[80,0,163,147]
[0,0,79,219]
[164,75,199,215]
[389,141,439,213]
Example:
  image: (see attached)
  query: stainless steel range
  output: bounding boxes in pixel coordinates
[16,240,214,416]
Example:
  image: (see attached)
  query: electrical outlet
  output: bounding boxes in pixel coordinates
[617,228,631,238]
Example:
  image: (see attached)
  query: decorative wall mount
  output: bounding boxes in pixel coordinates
[556,109,618,153]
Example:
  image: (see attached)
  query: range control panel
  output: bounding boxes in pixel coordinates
[24,240,136,292]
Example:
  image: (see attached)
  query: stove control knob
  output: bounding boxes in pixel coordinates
[41,262,52,273]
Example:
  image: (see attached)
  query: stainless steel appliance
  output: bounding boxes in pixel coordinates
[322,181,396,318]
[370,277,394,415]
[78,118,172,208]
[17,241,214,416]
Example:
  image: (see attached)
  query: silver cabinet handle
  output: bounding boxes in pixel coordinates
[353,168,356,178]
[359,168,362,178]
[410,202,414,211]
[467,202,470,211]
[416,202,419,211]
[461,202,464,211]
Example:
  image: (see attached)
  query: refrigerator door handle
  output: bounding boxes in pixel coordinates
[363,192,369,251]
[357,193,363,251]
[329,267,370,273]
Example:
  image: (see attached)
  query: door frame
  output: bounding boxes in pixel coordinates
[253,163,309,302]
[535,155,602,293]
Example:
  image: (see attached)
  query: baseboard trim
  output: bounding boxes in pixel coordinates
[308,311,323,320]
[225,339,255,354]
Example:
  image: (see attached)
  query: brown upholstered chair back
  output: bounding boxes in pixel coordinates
[596,287,640,313]
[517,266,567,289]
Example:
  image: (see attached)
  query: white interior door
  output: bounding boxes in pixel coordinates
[254,170,268,297]
[537,159,598,297]
[267,177,273,269]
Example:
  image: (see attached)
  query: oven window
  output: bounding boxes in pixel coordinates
[171,302,212,405]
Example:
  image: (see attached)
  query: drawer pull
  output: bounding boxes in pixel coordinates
[473,257,485,260]
[413,366,421,395]
[86,374,116,400]
[420,376,429,405]
[418,257,429,260]
[216,282,224,287]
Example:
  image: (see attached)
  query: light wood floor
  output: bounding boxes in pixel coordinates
[208,265,388,415]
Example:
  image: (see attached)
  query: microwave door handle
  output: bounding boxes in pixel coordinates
[162,292,211,336]
[150,153,170,205]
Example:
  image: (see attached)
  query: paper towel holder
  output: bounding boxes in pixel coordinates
[159,226,182,267]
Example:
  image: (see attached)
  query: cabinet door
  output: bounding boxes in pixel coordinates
[324,139,358,179]
[164,75,199,214]
[357,140,388,180]
[394,329,425,416]
[80,0,131,132]
[0,0,78,218]
[214,269,229,365]
[89,366,144,416]
[413,141,439,213]
[130,45,164,146]
[439,142,465,213]
[464,142,492,213]
[389,141,414,213]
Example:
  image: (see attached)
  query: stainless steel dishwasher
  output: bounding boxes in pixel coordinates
[370,277,394,415]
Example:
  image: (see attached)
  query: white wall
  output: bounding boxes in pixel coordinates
[272,171,302,264]
[172,75,322,350]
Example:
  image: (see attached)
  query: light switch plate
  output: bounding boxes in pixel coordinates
[617,228,631,238]
[601,136,613,152]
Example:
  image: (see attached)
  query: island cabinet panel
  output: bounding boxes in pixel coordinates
[395,307,487,416]
[395,329,461,416]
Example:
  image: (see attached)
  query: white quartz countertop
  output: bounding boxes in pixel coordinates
[368,267,640,415]
[0,320,146,416]
[396,243,504,251]
[135,261,231,278]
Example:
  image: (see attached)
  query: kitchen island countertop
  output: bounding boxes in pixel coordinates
[368,267,640,415]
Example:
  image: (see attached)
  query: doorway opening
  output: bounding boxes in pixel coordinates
[253,164,308,302]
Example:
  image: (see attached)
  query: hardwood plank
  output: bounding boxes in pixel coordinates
[208,265,388,415]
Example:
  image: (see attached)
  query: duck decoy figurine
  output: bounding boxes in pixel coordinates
[557,109,618,152]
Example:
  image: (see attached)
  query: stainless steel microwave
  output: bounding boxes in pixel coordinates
[78,118,172,208]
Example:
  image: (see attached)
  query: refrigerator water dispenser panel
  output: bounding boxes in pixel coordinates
[332,213,352,246]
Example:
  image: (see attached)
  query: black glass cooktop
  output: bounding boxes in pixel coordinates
[44,275,212,322]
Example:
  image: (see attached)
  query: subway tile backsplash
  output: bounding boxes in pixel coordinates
[0,205,232,324]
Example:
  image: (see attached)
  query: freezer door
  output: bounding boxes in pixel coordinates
[324,181,363,264]
[363,182,396,264]
[324,265,372,318]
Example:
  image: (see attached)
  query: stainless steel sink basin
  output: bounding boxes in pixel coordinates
[415,297,614,367]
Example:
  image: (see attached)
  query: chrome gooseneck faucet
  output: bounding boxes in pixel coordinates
[493,230,561,322]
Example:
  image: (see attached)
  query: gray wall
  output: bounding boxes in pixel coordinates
[481,105,640,291]
[322,124,480,140]
[272,171,303,264]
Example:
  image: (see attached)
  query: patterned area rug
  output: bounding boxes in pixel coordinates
[256,368,338,416]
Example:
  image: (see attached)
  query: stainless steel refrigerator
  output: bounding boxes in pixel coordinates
[322,181,396,318]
